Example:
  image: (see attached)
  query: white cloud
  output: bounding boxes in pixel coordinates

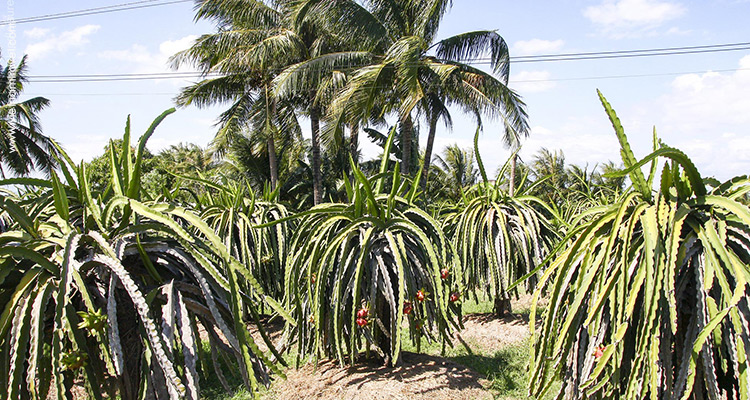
[25,25,100,60]
[518,121,621,169]
[99,44,152,65]
[577,54,750,180]
[23,27,50,39]
[159,36,198,59]
[511,70,557,93]
[584,0,686,37]
[648,55,750,178]
[64,134,109,163]
[98,35,198,84]
[512,39,564,55]
[660,56,750,130]
[665,26,691,35]
[489,55,750,181]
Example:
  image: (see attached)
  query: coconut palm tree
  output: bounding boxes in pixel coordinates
[175,0,351,204]
[287,0,529,182]
[270,10,362,204]
[224,126,307,193]
[172,0,305,192]
[429,144,478,202]
[156,142,215,175]
[594,160,626,194]
[0,54,56,177]
[531,147,568,205]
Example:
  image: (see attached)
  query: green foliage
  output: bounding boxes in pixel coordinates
[291,0,528,179]
[0,110,283,399]
[530,93,750,399]
[278,145,351,210]
[443,129,557,316]
[361,126,420,177]
[86,138,159,193]
[86,140,220,203]
[220,130,306,194]
[530,148,569,205]
[195,179,292,302]
[279,128,460,367]
[426,144,479,204]
[0,54,57,177]
[526,148,625,227]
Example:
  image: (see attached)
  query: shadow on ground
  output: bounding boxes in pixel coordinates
[270,352,492,400]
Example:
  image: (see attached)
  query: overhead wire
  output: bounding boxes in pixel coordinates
[24,41,750,83]
[510,44,750,63]
[464,41,750,61]
[7,3,750,94]
[0,0,193,26]
[25,67,750,96]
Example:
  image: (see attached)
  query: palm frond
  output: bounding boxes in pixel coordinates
[194,0,281,29]
[433,30,509,80]
[290,0,392,51]
[272,51,375,100]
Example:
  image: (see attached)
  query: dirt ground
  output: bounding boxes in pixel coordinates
[266,297,537,400]
[454,313,529,353]
[269,352,492,400]
[452,293,544,353]
[248,316,287,353]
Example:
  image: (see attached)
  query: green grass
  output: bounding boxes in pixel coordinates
[201,297,553,399]
[198,341,261,400]
[395,296,555,400]
[400,337,537,399]
[458,291,537,317]
[459,292,496,315]
[453,342,533,399]
[204,388,256,400]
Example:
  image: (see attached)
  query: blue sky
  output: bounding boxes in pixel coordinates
[4,0,750,180]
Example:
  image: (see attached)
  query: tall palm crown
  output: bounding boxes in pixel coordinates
[172,0,307,191]
[429,144,478,202]
[158,142,215,175]
[0,55,56,177]
[284,0,529,178]
[531,147,568,205]
[174,0,347,203]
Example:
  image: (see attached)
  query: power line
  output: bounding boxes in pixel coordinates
[24,66,750,96]
[474,41,750,61]
[510,45,750,64]
[27,92,177,96]
[25,41,750,83]
[30,74,207,83]
[5,0,746,62]
[0,0,192,26]
[29,71,211,83]
[514,67,750,83]
[29,71,205,78]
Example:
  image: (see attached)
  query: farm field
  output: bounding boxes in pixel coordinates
[1,2,750,400]
[204,296,545,400]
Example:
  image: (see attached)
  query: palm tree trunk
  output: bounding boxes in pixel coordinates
[509,153,516,196]
[349,123,359,164]
[267,136,279,190]
[265,83,279,191]
[494,295,512,317]
[401,116,414,175]
[310,106,323,205]
[420,117,438,192]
